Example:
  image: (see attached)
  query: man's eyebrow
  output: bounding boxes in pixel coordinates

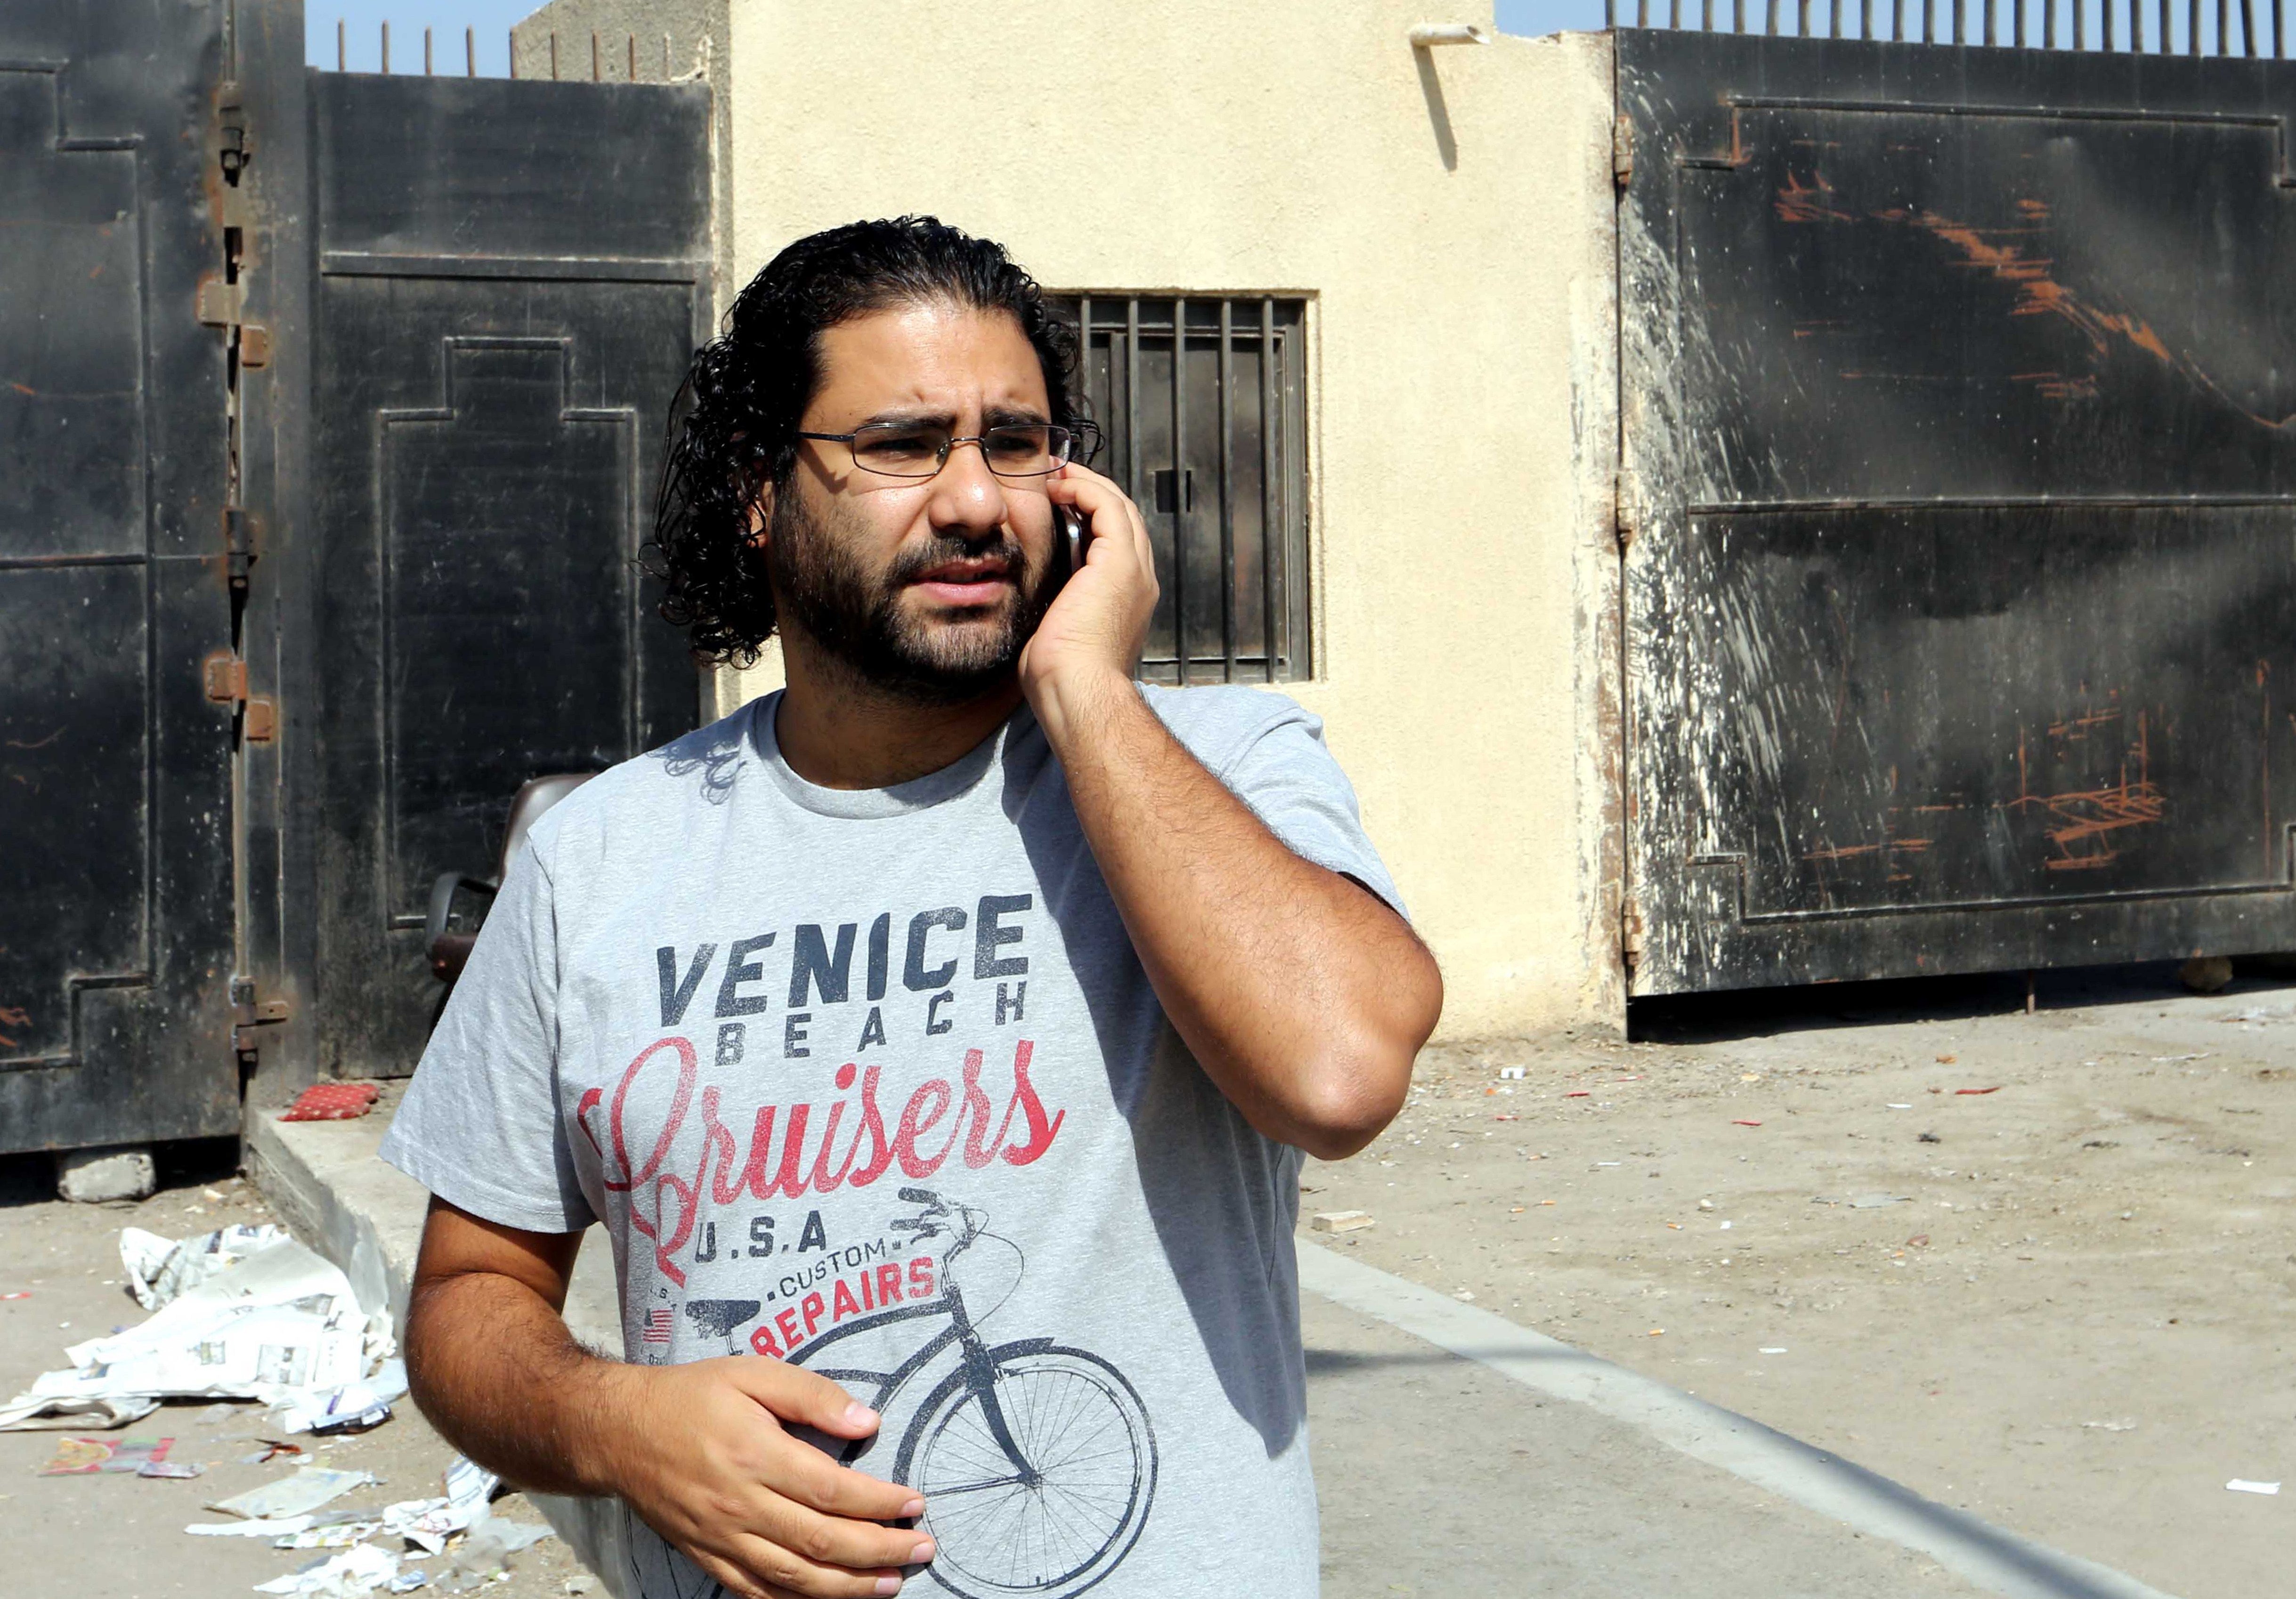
[984,403,1051,426]
[857,407,957,428]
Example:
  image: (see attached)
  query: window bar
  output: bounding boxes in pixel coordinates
[1606,0,1616,24]
[1260,301,1279,684]
[2218,0,2230,49]
[1798,0,1810,35]
[2130,0,2142,51]
[1985,0,1996,45]
[1274,324,1293,678]
[1638,0,1650,24]
[1125,299,1144,612]
[1076,295,1093,476]
[1170,298,1189,686]
[2014,0,2026,45]
[1217,301,1237,685]
[466,25,476,75]
[2275,0,2283,55]
[2045,0,2056,48]
[2194,0,2205,50]
[1953,0,1965,44]
[2241,0,2257,51]
[1924,0,1936,41]
[1831,0,1842,35]
[1703,0,1714,32]
[2075,0,2086,48]
[1895,0,1906,40]
[1769,0,1783,34]
[1863,0,1874,38]
[1736,0,1747,33]
[1670,0,1680,29]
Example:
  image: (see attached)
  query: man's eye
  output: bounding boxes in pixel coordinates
[857,430,941,461]
[985,428,1049,461]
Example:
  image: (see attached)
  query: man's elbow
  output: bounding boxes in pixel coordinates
[1290,959,1443,1161]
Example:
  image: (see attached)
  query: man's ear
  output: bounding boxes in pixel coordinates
[744,485,772,549]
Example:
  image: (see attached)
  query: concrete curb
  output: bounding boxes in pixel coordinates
[245,1108,630,1594]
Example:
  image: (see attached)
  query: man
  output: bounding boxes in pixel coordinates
[382,216,1442,1599]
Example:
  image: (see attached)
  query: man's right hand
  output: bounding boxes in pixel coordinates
[598,1355,934,1599]
[401,1199,933,1599]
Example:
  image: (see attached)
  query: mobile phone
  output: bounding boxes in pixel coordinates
[1058,503,1089,579]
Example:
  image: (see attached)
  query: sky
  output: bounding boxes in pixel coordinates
[309,2,1614,73]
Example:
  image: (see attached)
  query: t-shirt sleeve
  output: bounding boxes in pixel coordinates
[376,836,596,1234]
[1210,699,1410,923]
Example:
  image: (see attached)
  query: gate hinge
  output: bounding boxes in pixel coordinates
[202,651,276,742]
[203,649,247,705]
[229,974,291,1053]
[1621,892,1647,969]
[1614,468,1639,551]
[1613,113,1635,188]
[194,278,268,363]
[196,275,242,328]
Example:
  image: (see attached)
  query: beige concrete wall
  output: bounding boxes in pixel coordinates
[533,0,1626,1037]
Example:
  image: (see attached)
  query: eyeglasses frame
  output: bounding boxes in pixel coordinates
[791,418,1103,482]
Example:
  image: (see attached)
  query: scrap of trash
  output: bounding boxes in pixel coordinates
[188,1452,553,1593]
[1,1219,560,1592]
[0,1223,397,1434]
[279,1082,382,1123]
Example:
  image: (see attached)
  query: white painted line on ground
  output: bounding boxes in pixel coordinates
[1298,1243,2179,1599]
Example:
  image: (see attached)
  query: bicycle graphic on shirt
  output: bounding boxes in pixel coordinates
[628,1187,1158,1599]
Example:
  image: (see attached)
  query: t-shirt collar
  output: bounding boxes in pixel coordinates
[747,689,1026,819]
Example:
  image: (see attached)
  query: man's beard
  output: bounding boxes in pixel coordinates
[765,484,1054,706]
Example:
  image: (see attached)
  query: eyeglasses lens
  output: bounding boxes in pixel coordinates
[845,423,1075,480]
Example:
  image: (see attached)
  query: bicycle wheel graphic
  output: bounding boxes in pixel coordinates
[907,1346,1156,1599]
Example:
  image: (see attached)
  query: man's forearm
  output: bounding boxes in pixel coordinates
[404,1269,637,1499]
[1034,669,1440,1156]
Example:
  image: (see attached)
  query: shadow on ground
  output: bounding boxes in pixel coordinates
[1628,957,2296,1044]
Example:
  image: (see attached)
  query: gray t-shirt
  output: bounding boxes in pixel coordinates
[380,684,1403,1599]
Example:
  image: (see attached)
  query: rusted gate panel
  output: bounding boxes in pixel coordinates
[0,1,239,1152]
[304,73,710,1078]
[1618,31,2296,993]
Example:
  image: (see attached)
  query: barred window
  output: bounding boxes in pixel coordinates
[1061,296,1311,684]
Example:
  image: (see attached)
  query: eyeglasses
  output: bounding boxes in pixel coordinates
[794,420,1101,482]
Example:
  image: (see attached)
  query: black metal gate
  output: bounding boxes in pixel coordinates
[0,1,239,1151]
[1619,26,2296,993]
[0,0,708,1152]
[301,72,709,1079]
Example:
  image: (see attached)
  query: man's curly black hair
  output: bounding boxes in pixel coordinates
[650,216,1080,666]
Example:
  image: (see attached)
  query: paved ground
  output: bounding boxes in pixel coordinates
[1307,961,2296,1599]
[1302,1289,1985,1599]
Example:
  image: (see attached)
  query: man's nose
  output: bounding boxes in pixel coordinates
[927,440,1011,538]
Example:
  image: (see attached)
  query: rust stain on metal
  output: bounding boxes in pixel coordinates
[1775,171,1854,224]
[2005,710,2165,871]
[1803,836,1931,863]
[2046,709,2124,740]
[0,1004,28,1049]
[1875,206,2175,363]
